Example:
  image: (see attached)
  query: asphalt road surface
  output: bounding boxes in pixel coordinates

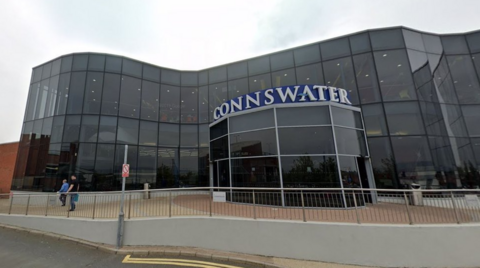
[0,226,257,268]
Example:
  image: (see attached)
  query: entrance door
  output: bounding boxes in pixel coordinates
[213,160,230,189]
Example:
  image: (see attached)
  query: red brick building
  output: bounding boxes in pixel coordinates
[0,142,19,194]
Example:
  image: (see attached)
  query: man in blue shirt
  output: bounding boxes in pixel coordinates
[58,179,69,206]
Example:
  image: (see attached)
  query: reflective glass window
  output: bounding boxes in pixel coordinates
[229,109,274,133]
[403,30,425,52]
[349,33,371,54]
[443,104,468,137]
[137,146,157,187]
[199,124,209,147]
[32,119,43,141]
[370,29,404,50]
[79,115,99,143]
[362,104,388,136]
[448,55,480,104]
[452,138,476,167]
[157,148,179,188]
[335,127,367,156]
[462,105,480,136]
[98,116,117,143]
[181,124,198,147]
[422,34,443,54]
[161,69,180,85]
[281,156,339,188]
[117,118,139,145]
[45,75,59,117]
[32,66,43,83]
[471,138,480,164]
[35,80,48,119]
[41,117,53,140]
[199,71,208,85]
[63,115,81,143]
[160,85,180,123]
[323,57,359,105]
[320,38,350,60]
[278,126,334,154]
[294,44,321,66]
[270,51,294,71]
[353,53,381,103]
[230,129,277,157]
[101,73,121,116]
[208,82,227,123]
[209,66,227,83]
[368,137,398,188]
[385,102,425,135]
[231,157,280,188]
[25,83,39,121]
[210,120,227,140]
[83,72,103,114]
[467,32,480,53]
[338,156,362,187]
[66,72,86,114]
[139,120,158,146]
[88,54,105,71]
[143,64,161,82]
[199,86,209,123]
[95,144,115,175]
[271,68,296,87]
[331,107,363,128]
[249,73,271,93]
[51,59,61,76]
[119,76,141,118]
[140,80,160,121]
[76,143,96,172]
[41,62,52,80]
[441,36,469,55]
[295,63,324,85]
[181,72,197,86]
[158,123,179,146]
[276,106,330,126]
[72,54,88,71]
[248,56,270,76]
[473,54,480,83]
[50,116,65,143]
[227,61,248,80]
[374,50,416,101]
[122,58,142,78]
[228,78,248,100]
[180,87,198,123]
[105,56,122,73]
[211,136,228,160]
[60,55,73,73]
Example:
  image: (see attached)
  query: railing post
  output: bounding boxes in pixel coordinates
[8,194,13,215]
[403,192,413,225]
[25,195,31,216]
[252,190,256,220]
[92,195,97,220]
[209,191,212,217]
[169,191,172,218]
[352,190,360,224]
[300,190,306,222]
[45,195,49,217]
[67,195,70,218]
[128,193,132,220]
[450,191,460,224]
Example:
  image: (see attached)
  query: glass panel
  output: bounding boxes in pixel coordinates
[323,57,359,105]
[199,86,209,123]
[227,61,248,79]
[137,146,157,188]
[249,73,271,93]
[139,120,158,146]
[384,102,425,135]
[72,54,88,71]
[41,117,53,140]
[157,148,179,188]
[122,59,142,77]
[441,36,469,55]
[140,80,160,121]
[271,68,296,87]
[143,64,161,82]
[181,72,197,86]
[101,73,121,115]
[368,137,398,188]
[403,30,425,52]
[180,124,198,147]
[199,124,209,147]
[41,62,52,80]
[114,145,138,190]
[276,106,330,126]
[160,84,180,123]
[332,107,362,128]
[462,105,480,136]
[422,34,443,54]
[338,156,361,187]
[228,78,248,100]
[98,116,117,143]
[158,123,179,146]
[467,32,480,53]
[210,120,227,140]
[278,126,334,154]
[443,104,468,137]
[472,138,480,165]
[119,76,141,118]
[32,66,43,83]
[231,157,280,187]
[210,136,228,160]
[105,56,122,73]
[294,44,321,66]
[62,115,81,143]
[270,51,294,71]
[295,63,324,85]
[335,127,367,156]
[248,56,270,75]
[374,50,416,101]
[349,33,371,54]
[281,156,339,188]
[229,109,274,133]
[209,66,227,84]
[208,82,227,123]
[32,119,43,141]
[25,83,39,121]
[50,116,65,143]
[320,37,350,60]
[117,118,139,145]
[94,144,115,190]
[353,53,381,104]
[199,71,208,85]
[60,55,73,73]
[66,72,86,114]
[161,69,180,85]
[448,55,480,104]
[76,143,96,172]
[79,115,99,143]
[179,149,198,187]
[45,75,59,117]
[88,54,105,71]
[83,72,103,114]
[180,87,198,123]
[362,104,388,136]
[35,80,48,119]
[370,29,404,50]
[230,129,277,157]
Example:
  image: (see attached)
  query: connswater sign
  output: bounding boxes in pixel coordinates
[213,84,352,121]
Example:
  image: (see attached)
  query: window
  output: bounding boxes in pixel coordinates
[295,63,324,85]
[362,104,388,136]
[248,56,270,76]
[41,62,52,80]
[51,59,61,76]
[228,78,248,100]
[227,61,248,80]
[230,129,277,157]
[98,116,117,143]
[323,57,359,105]
[122,59,142,77]
[331,107,363,128]
[271,68,296,87]
[181,124,198,147]
[88,54,105,71]
[63,115,81,143]
[139,121,158,146]
[276,106,330,126]
[181,72,197,86]
[467,32,480,53]
[76,143,96,172]
[208,82,227,123]
[137,146,157,187]
[95,144,115,174]
[334,127,367,156]
[281,156,339,188]
[422,34,443,54]
[199,86,209,123]
[160,85,180,123]
[229,109,274,133]
[45,75,59,118]
[66,72,86,114]
[199,124,209,147]
[448,55,480,104]
[320,38,350,60]
[270,51,294,71]
[105,56,122,73]
[391,136,434,185]
[403,30,425,52]
[278,126,334,154]
[101,73,121,116]
[79,115,99,143]
[462,105,480,136]
[50,116,65,143]
[249,73,271,93]
[72,54,88,71]
[385,102,425,135]
[353,53,381,104]
[83,72,103,114]
[143,65,161,82]
[60,56,73,73]
[34,80,48,119]
[161,69,180,85]
[209,66,227,83]
[294,44,321,66]
[180,87,198,123]
[441,36,469,55]
[119,76,141,118]
[349,33,371,54]
[158,123,179,146]
[157,148,179,188]
[117,118,139,145]
[179,149,199,187]
[140,80,160,121]
[370,29,404,50]
[199,71,208,85]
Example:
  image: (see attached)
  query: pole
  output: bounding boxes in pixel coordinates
[116,145,128,249]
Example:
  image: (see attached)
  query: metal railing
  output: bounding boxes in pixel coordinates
[1,187,480,225]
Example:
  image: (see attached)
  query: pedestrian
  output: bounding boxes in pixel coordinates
[66,175,80,211]
[57,179,69,206]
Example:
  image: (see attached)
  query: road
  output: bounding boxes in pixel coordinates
[0,226,257,268]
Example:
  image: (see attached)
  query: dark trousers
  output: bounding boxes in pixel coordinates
[59,194,66,205]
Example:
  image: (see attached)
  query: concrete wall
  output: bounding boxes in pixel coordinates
[0,142,18,194]
[1,214,479,267]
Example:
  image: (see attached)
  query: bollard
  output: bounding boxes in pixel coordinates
[403,192,413,225]
[352,191,360,224]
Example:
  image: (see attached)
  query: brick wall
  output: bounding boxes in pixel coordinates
[0,142,19,194]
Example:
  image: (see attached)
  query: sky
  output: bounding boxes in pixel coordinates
[0,0,479,143]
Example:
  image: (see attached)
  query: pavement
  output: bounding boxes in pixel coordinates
[0,223,375,268]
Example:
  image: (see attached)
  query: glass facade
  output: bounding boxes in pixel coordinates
[12,26,480,192]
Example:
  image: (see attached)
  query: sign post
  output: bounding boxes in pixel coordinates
[116,145,128,249]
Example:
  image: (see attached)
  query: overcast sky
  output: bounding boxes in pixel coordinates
[0,0,479,143]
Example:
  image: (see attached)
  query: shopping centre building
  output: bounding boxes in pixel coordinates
[11,26,480,193]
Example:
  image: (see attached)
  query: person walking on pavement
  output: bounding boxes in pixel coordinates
[57,179,69,206]
[66,175,80,211]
